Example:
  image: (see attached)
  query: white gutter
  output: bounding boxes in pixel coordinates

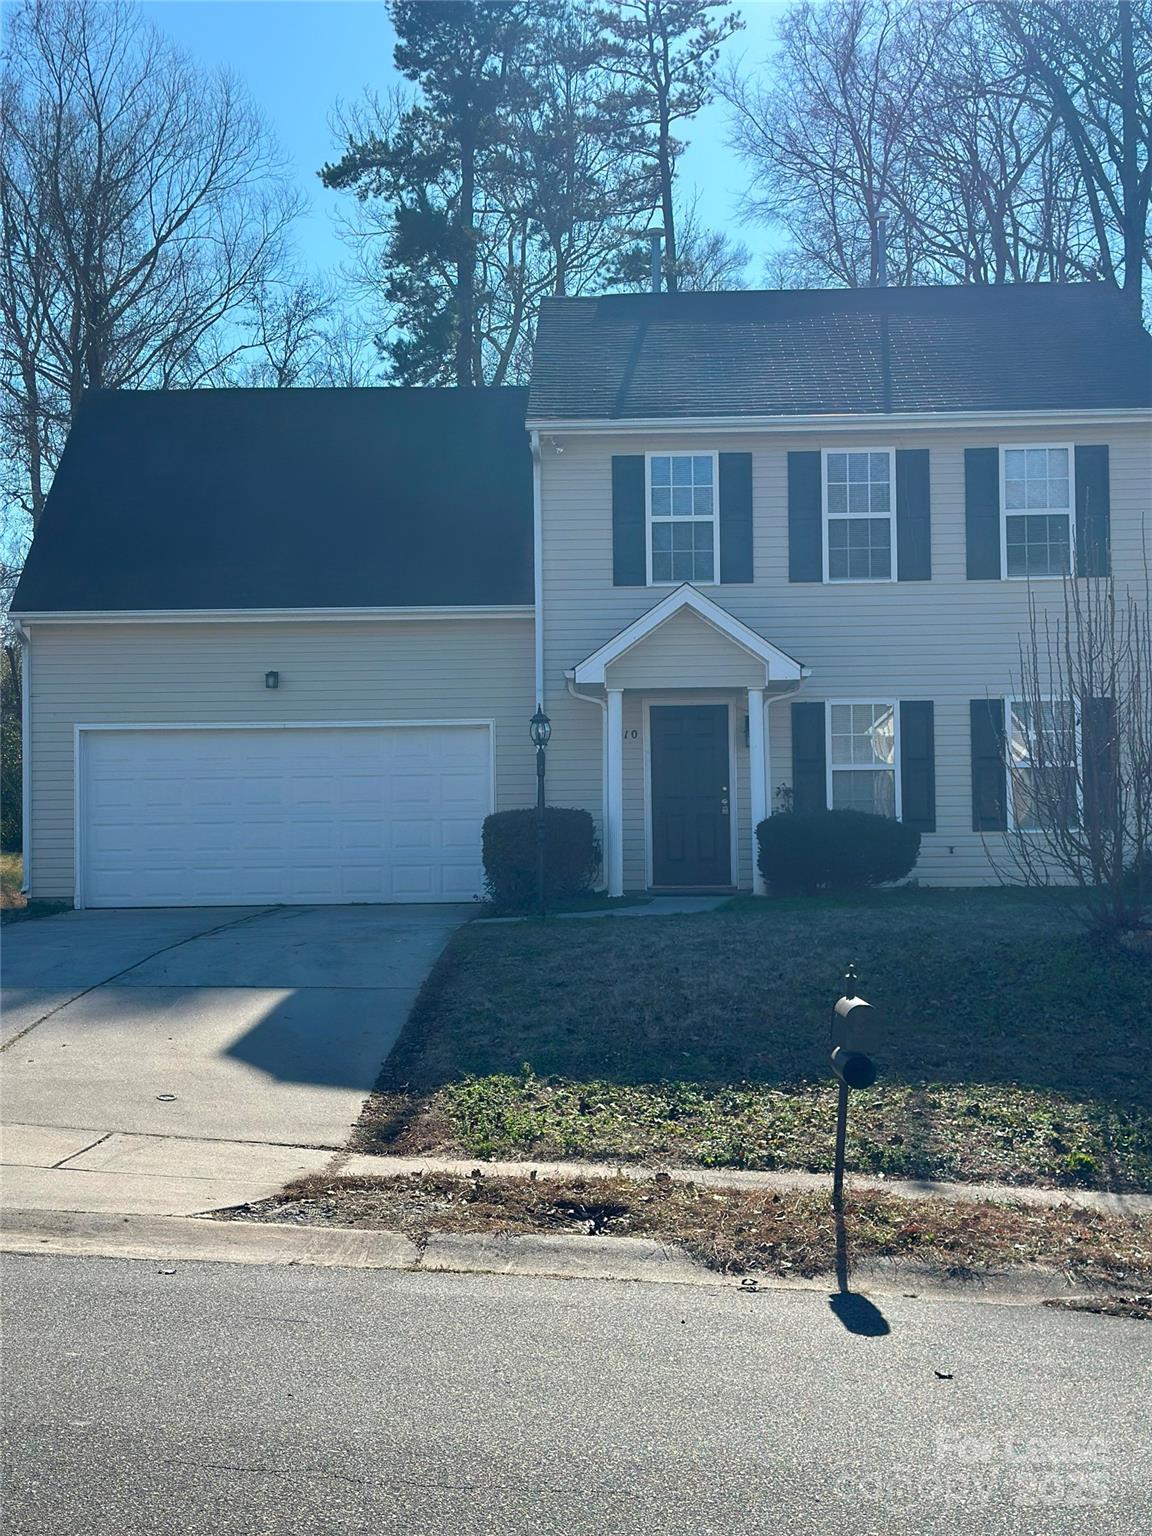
[526,407,1152,437]
[6,605,535,625]
[15,620,30,893]
[530,429,544,708]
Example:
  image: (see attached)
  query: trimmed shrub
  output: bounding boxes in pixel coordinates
[756,810,921,895]
[482,807,601,911]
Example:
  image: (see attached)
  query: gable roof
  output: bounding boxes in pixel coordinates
[528,284,1152,422]
[570,584,807,686]
[11,386,534,615]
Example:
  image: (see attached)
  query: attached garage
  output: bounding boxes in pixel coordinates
[76,724,494,908]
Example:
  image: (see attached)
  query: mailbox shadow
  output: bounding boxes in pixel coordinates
[827,1202,891,1337]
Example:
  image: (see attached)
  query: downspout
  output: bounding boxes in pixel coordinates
[530,430,544,709]
[15,621,31,893]
[764,680,804,769]
[566,676,609,892]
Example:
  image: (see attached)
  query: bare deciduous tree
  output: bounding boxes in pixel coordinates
[992,578,1152,936]
[995,0,1152,312]
[723,0,941,287]
[227,280,379,389]
[725,0,1150,302]
[0,0,300,532]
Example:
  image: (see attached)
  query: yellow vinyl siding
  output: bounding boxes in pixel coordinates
[541,423,1151,888]
[27,618,534,901]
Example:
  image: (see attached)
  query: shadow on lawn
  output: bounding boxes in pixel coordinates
[386,897,1149,1103]
[360,891,1152,1189]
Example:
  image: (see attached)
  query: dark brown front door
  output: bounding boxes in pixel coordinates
[650,705,731,888]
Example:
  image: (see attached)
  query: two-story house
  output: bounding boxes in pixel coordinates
[10,284,1151,907]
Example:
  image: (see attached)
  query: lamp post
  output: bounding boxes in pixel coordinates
[529,705,551,918]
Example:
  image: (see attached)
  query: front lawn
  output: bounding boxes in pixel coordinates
[357,889,1151,1191]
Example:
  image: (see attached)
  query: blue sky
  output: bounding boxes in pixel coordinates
[140,0,788,284]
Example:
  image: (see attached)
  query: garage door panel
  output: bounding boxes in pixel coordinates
[80,726,491,907]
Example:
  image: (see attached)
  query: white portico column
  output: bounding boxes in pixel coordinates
[606,688,625,896]
[748,687,768,895]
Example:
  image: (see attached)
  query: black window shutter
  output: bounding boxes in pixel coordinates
[970,698,1007,831]
[788,451,823,582]
[718,452,753,583]
[1082,695,1117,833]
[791,701,827,812]
[895,449,931,581]
[1075,445,1111,577]
[899,701,936,831]
[611,455,647,586]
[965,447,1001,580]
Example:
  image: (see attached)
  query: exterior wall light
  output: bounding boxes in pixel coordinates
[264,671,279,689]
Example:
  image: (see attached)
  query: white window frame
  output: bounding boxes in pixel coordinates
[645,450,721,588]
[825,699,902,819]
[822,447,898,584]
[999,444,1076,582]
[1005,697,1081,832]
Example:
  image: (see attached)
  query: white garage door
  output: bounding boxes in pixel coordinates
[78,725,492,907]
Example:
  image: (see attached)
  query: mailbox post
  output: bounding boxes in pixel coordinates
[830,964,879,1213]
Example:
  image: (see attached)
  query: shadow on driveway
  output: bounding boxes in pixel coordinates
[1,905,470,1146]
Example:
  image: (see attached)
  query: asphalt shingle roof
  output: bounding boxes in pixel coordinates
[12,386,534,613]
[527,284,1152,420]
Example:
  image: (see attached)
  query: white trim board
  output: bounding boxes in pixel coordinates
[570,584,807,686]
[16,621,31,892]
[72,720,496,910]
[526,408,1152,435]
[531,429,545,707]
[13,606,534,625]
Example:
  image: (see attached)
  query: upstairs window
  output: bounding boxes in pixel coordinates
[1001,447,1074,578]
[648,453,718,584]
[828,702,898,817]
[1008,699,1078,829]
[824,450,895,581]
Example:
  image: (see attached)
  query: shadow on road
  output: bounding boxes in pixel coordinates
[827,1198,891,1337]
[827,1290,891,1337]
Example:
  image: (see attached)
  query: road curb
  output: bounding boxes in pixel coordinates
[0,1209,419,1271]
[0,1207,1114,1306]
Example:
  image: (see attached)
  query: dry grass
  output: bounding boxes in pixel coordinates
[0,852,24,909]
[1044,1294,1152,1321]
[225,1169,1152,1288]
[0,852,68,925]
[354,889,1151,1190]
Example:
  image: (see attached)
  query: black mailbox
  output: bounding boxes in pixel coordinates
[831,989,878,1089]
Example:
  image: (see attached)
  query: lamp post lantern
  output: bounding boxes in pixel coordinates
[529,706,551,918]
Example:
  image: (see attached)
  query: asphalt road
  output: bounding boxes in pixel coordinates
[2,1253,1148,1536]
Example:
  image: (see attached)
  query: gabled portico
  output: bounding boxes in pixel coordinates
[568,586,808,896]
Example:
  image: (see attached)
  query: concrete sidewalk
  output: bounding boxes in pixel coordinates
[0,1124,339,1216]
[4,1123,1150,1220]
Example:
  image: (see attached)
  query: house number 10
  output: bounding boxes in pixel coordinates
[623,729,638,739]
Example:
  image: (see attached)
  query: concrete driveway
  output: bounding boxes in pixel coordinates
[0,904,470,1214]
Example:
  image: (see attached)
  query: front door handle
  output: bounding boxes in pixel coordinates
[721,786,730,816]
